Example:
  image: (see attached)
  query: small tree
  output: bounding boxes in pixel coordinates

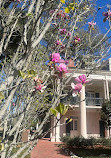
[101,100,111,136]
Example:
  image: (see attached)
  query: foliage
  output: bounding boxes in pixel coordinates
[101,100,111,128]
[61,136,111,148]
[50,103,68,116]
[61,137,111,157]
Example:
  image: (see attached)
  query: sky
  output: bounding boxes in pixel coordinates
[96,0,111,34]
[92,0,111,59]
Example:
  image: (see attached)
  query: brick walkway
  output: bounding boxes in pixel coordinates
[31,138,70,158]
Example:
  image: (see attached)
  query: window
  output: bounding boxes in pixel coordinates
[86,91,95,98]
[70,119,78,131]
[86,91,95,106]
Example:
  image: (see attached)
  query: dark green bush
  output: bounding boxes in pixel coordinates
[60,136,70,143]
[97,138,111,146]
[60,136,111,148]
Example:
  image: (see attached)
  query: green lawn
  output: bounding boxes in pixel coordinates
[67,147,111,158]
[10,146,30,158]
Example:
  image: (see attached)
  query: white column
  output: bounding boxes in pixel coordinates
[50,114,60,142]
[109,58,111,71]
[50,116,56,142]
[79,85,87,138]
[55,113,60,142]
[105,76,109,100]
[104,80,107,100]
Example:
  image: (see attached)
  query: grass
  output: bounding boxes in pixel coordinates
[10,146,30,158]
[60,136,111,157]
[63,146,111,158]
[71,148,111,157]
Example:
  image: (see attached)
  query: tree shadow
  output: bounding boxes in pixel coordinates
[54,143,70,157]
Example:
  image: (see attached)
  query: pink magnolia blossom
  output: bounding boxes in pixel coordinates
[73,37,80,45]
[12,0,21,2]
[61,13,66,18]
[34,85,46,92]
[34,75,38,82]
[67,32,72,38]
[56,40,62,45]
[75,75,89,84]
[75,37,80,42]
[56,10,65,18]
[34,75,43,84]
[56,63,68,73]
[65,60,69,64]
[49,9,56,14]
[35,85,43,91]
[71,83,82,97]
[55,40,65,49]
[60,44,65,49]
[51,53,60,62]
[59,29,67,34]
[12,103,15,106]
[103,10,111,22]
[88,21,96,29]
[49,10,69,20]
[56,10,69,19]
[103,10,111,18]
[66,14,70,19]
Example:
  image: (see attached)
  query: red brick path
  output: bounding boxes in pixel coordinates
[31,139,70,158]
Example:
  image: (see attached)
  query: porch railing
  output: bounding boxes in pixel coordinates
[61,96,103,106]
[86,97,103,106]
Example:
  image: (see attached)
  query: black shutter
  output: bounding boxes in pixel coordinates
[95,93,100,106]
[95,93,99,98]
[66,119,71,136]
[99,120,105,137]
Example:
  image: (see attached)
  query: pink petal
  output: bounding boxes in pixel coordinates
[88,22,92,25]
[56,63,68,73]
[103,12,108,17]
[71,83,76,89]
[75,77,82,83]
[52,53,60,62]
[108,11,111,16]
[72,91,78,97]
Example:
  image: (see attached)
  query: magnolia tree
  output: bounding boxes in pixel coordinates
[0,0,111,157]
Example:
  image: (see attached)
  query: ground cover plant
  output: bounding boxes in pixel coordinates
[61,136,111,157]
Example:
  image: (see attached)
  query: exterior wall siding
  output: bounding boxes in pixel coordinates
[87,111,100,137]
[60,109,101,138]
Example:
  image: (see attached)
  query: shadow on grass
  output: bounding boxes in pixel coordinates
[55,143,70,157]
[68,147,111,158]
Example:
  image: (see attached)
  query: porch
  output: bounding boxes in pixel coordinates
[61,96,103,107]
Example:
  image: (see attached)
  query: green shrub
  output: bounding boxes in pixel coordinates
[60,136,111,148]
[97,138,111,146]
[60,136,70,143]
